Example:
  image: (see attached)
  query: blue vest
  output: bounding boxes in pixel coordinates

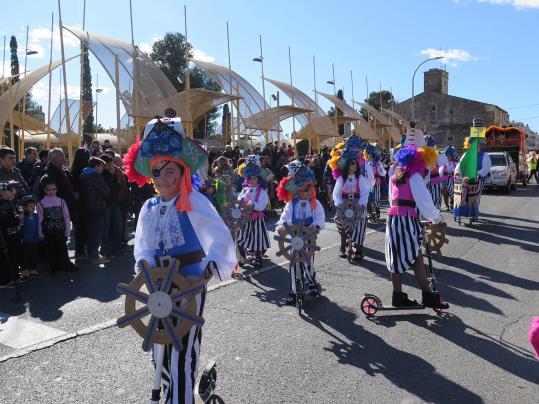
[291,197,314,226]
[146,196,205,277]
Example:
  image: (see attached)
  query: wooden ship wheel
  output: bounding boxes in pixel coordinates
[223,199,252,240]
[274,221,320,265]
[425,222,449,255]
[116,259,205,352]
[335,200,362,234]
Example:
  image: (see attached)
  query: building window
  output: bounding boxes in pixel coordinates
[448,135,454,142]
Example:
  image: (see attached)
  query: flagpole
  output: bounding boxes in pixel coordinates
[58,0,73,165]
[46,13,54,149]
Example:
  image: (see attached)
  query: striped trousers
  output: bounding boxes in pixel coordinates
[385,215,423,274]
[369,183,381,208]
[427,181,442,209]
[336,205,367,246]
[290,257,318,293]
[441,176,454,198]
[237,216,271,253]
[153,288,206,404]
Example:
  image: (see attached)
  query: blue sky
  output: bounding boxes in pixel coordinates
[2,0,539,136]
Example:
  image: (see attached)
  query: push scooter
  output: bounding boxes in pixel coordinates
[360,221,448,317]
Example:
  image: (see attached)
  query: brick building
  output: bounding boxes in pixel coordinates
[395,69,509,148]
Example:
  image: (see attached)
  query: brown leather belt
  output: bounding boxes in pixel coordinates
[431,173,440,178]
[155,249,206,267]
[392,199,416,208]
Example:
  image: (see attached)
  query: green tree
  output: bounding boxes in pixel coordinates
[361,90,394,119]
[81,43,95,142]
[10,35,19,83]
[149,32,221,139]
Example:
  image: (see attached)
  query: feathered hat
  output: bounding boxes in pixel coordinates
[444,146,456,160]
[364,143,381,161]
[238,154,266,187]
[424,134,437,148]
[123,116,208,212]
[277,160,316,208]
[327,134,365,179]
[394,145,426,176]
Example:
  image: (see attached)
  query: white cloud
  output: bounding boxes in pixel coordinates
[31,81,111,104]
[477,0,539,8]
[192,48,215,63]
[25,25,81,59]
[139,42,152,54]
[419,48,478,66]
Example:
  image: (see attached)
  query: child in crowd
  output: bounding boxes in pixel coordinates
[37,177,77,274]
[0,180,22,287]
[276,160,325,303]
[237,155,270,268]
[20,195,41,279]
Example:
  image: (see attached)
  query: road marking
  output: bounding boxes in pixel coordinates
[0,313,67,350]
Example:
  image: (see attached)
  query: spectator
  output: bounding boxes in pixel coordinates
[37,177,77,274]
[70,147,91,259]
[233,146,241,167]
[79,157,110,264]
[102,139,112,151]
[0,146,29,200]
[41,148,77,217]
[114,154,130,246]
[29,149,49,197]
[222,144,235,161]
[16,147,38,184]
[0,180,23,287]
[20,195,41,280]
[100,154,123,257]
[287,144,295,158]
[90,140,102,157]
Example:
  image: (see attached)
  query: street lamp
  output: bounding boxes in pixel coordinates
[411,56,443,122]
[95,81,103,138]
[327,63,336,94]
[26,49,38,56]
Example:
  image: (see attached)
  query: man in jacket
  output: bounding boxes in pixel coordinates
[16,147,38,184]
[0,146,29,201]
[79,157,110,264]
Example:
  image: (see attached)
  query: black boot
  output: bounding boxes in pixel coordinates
[376,207,380,219]
[422,290,449,309]
[392,291,419,307]
[351,246,363,264]
[285,293,296,305]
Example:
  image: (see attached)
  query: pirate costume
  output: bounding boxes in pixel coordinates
[328,135,371,263]
[236,155,271,268]
[441,146,457,210]
[365,144,387,219]
[424,135,447,210]
[276,160,325,301]
[125,116,235,404]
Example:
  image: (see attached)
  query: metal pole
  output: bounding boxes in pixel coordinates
[289,45,296,151]
[412,56,443,122]
[58,0,73,165]
[313,55,317,105]
[20,25,30,157]
[332,63,336,94]
[115,55,121,151]
[350,70,355,106]
[46,13,54,150]
[184,4,192,139]
[259,35,268,144]
[78,0,86,145]
[226,22,234,147]
[365,75,369,99]
[129,0,135,46]
[95,74,98,139]
[2,35,5,78]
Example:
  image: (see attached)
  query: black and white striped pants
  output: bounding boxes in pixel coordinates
[442,176,454,198]
[153,288,206,404]
[237,217,271,253]
[370,183,381,208]
[385,215,423,274]
[336,205,367,246]
[290,258,318,293]
[427,181,442,209]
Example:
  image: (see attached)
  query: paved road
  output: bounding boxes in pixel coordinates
[1,185,538,403]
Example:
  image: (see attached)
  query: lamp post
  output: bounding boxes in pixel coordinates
[411,56,443,122]
[95,74,103,139]
[326,63,336,94]
[253,34,267,143]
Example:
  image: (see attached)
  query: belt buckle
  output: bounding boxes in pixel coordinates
[348,193,355,200]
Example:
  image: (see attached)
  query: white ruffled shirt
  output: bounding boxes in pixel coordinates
[332,175,370,206]
[237,186,269,211]
[134,191,236,281]
[455,152,492,178]
[276,199,326,229]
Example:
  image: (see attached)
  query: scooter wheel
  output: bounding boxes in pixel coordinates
[361,296,379,317]
[433,295,446,313]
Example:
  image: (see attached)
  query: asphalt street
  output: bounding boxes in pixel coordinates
[1,185,538,403]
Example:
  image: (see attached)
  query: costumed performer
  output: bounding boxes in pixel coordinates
[441,146,457,211]
[385,145,448,309]
[329,135,370,263]
[424,135,448,210]
[454,118,492,220]
[236,155,271,268]
[211,156,234,217]
[365,144,387,220]
[276,160,325,304]
[125,115,236,404]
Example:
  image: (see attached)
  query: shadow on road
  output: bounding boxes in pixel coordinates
[302,297,483,403]
[370,312,539,385]
[0,248,135,322]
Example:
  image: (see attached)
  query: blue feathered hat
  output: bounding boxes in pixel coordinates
[424,134,437,148]
[444,146,456,159]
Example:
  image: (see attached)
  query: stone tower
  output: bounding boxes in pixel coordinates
[424,68,448,95]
